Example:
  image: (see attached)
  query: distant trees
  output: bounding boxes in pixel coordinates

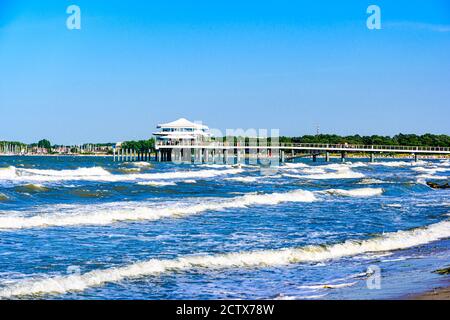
[121,139,155,152]
[37,139,52,150]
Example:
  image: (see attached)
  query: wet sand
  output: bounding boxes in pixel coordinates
[408,285,450,300]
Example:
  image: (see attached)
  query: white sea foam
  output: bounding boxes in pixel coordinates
[385,204,402,208]
[274,293,328,300]
[137,181,177,187]
[412,167,449,174]
[182,179,197,184]
[357,178,386,185]
[282,163,310,169]
[298,281,357,290]
[0,167,19,180]
[1,219,448,298]
[370,161,418,167]
[0,189,316,230]
[224,177,259,183]
[0,166,244,184]
[129,162,152,168]
[417,174,448,183]
[284,167,364,180]
[321,188,384,197]
[439,160,450,167]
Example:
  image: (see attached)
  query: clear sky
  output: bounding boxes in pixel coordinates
[0,0,449,144]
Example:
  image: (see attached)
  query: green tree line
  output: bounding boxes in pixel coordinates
[120,139,155,152]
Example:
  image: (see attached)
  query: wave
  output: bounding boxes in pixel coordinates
[0,189,316,230]
[15,184,50,192]
[0,167,18,180]
[370,161,425,168]
[298,281,357,290]
[439,160,450,167]
[1,219,448,298]
[274,293,328,300]
[412,167,449,174]
[321,188,384,197]
[224,177,259,183]
[0,166,243,184]
[182,180,197,184]
[283,168,364,180]
[283,163,310,169]
[129,162,152,168]
[117,168,141,173]
[0,193,8,201]
[137,181,177,187]
[385,204,402,208]
[357,178,386,185]
[417,174,448,184]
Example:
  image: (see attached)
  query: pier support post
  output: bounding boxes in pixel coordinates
[413,153,418,162]
[224,149,228,164]
[341,152,346,163]
[370,153,375,163]
[312,154,317,162]
[325,152,330,162]
[280,150,285,163]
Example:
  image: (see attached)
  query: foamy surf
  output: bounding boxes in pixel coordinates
[224,177,259,183]
[298,281,357,290]
[283,167,365,180]
[321,188,384,197]
[137,181,177,187]
[370,161,423,167]
[0,189,316,230]
[0,166,244,184]
[1,219,448,298]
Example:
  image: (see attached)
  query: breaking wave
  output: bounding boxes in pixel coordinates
[0,193,8,201]
[370,161,421,167]
[298,281,357,290]
[0,189,316,230]
[137,181,177,187]
[283,167,364,180]
[0,166,243,184]
[321,188,384,197]
[224,177,259,183]
[15,184,50,193]
[412,167,449,174]
[1,219,448,298]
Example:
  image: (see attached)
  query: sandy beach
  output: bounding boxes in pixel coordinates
[409,285,450,300]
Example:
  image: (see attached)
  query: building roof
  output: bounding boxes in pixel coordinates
[157,118,208,130]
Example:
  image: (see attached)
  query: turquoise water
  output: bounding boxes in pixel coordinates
[0,156,449,299]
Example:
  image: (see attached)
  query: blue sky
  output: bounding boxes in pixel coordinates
[0,0,449,144]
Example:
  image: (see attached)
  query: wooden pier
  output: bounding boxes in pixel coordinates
[113,148,152,162]
[155,141,450,164]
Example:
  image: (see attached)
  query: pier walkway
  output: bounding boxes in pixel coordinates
[155,141,450,163]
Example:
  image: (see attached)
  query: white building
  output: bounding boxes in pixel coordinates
[153,118,211,144]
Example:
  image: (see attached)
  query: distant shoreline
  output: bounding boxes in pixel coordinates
[1,154,449,159]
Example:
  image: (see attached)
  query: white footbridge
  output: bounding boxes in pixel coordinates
[155,141,450,163]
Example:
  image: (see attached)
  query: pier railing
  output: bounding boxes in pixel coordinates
[155,140,450,153]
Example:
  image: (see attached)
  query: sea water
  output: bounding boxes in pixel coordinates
[0,156,448,299]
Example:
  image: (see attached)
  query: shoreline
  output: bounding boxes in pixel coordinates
[407,284,450,300]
